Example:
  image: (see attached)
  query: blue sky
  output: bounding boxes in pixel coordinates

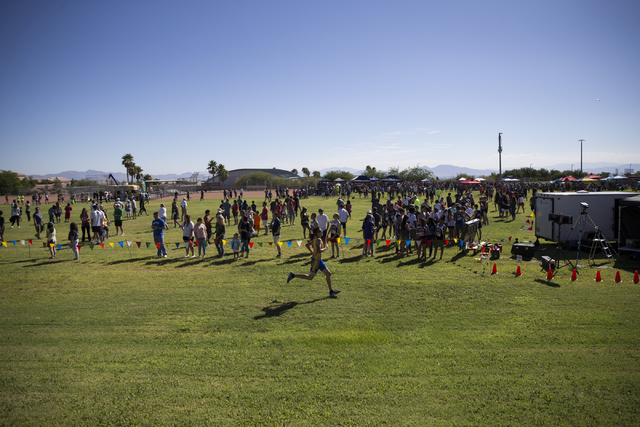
[1,0,639,176]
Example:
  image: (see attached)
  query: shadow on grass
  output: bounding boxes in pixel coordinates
[107,256,151,265]
[397,256,424,267]
[254,297,330,320]
[22,259,67,267]
[534,278,561,288]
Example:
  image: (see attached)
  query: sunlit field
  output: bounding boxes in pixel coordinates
[1,192,639,426]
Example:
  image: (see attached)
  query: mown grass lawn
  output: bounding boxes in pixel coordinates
[1,193,639,426]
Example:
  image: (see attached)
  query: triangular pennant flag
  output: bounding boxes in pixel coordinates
[460,240,464,248]
[416,240,421,247]
[28,239,33,245]
[156,243,161,249]
[1,242,6,247]
[20,240,25,245]
[43,242,47,247]
[175,242,180,248]
[222,239,226,245]
[376,240,381,246]
[146,242,151,248]
[66,245,70,250]
[386,240,391,247]
[119,241,124,247]
[136,241,141,248]
[454,239,458,244]
[508,236,512,242]
[501,239,504,242]
[109,243,114,248]
[90,245,94,250]
[527,226,533,231]
[345,238,350,245]
[99,243,104,248]
[336,237,341,244]
[57,245,62,250]
[526,219,530,224]
[213,238,218,244]
[406,240,411,247]
[194,241,198,246]
[366,239,372,245]
[77,245,82,251]
[355,239,361,244]
[297,240,302,247]
[277,242,283,247]
[11,240,16,245]
[257,242,263,247]
[445,240,449,245]
[249,242,254,248]
[530,212,535,217]
[268,242,273,246]
[287,241,292,247]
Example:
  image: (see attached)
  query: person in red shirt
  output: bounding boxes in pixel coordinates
[64,203,73,223]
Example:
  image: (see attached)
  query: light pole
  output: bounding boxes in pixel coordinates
[498,133,503,179]
[579,139,585,172]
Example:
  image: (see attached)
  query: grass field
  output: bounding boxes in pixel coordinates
[1,193,639,426]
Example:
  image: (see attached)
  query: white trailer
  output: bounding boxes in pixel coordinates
[534,191,635,242]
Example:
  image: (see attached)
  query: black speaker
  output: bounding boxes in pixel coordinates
[511,243,535,260]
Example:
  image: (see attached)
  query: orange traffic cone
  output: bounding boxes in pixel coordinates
[515,265,522,277]
[595,270,602,282]
[570,269,578,281]
[546,267,553,280]
[615,270,622,283]
[491,263,498,274]
[634,271,639,284]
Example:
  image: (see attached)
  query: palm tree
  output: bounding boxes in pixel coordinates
[207,160,217,178]
[291,168,298,175]
[302,167,310,177]
[312,171,321,178]
[121,154,134,183]
[217,164,229,186]
[134,166,143,183]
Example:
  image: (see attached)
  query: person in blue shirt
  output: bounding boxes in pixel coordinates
[152,211,168,258]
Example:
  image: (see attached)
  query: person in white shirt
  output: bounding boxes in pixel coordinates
[158,204,167,221]
[180,198,188,221]
[181,214,195,258]
[337,206,349,237]
[316,208,330,242]
[90,204,104,244]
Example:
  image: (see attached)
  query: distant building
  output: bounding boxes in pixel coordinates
[207,168,300,186]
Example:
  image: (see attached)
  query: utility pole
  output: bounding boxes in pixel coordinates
[579,139,585,173]
[498,133,503,179]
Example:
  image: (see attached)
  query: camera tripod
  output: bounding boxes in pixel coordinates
[552,204,616,276]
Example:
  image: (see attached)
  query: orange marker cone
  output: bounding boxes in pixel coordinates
[491,263,498,274]
[570,269,577,281]
[634,270,639,284]
[546,267,553,280]
[595,270,602,282]
[515,265,522,277]
[614,270,622,283]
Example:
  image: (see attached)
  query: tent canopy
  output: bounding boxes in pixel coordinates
[350,175,372,183]
[381,175,404,182]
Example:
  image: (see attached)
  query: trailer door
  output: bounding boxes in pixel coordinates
[535,197,555,241]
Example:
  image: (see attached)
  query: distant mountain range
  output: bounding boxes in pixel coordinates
[30,170,195,181]
[27,163,639,182]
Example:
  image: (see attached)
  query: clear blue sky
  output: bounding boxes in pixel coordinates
[1,0,638,176]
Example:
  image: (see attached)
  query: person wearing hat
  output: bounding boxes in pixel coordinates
[316,208,330,243]
[180,197,188,221]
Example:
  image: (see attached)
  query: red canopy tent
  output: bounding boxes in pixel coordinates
[560,176,577,182]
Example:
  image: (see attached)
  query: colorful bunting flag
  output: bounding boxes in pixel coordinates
[120,241,125,248]
[109,242,114,248]
[249,242,254,248]
[385,240,391,247]
[345,238,350,245]
[287,241,292,247]
[296,241,302,247]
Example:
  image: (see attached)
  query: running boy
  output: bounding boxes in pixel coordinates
[287,227,340,297]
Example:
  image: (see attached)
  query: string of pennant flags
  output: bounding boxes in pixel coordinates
[1,234,535,252]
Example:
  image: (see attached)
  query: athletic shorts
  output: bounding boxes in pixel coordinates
[92,226,100,233]
[114,220,122,227]
[310,257,327,274]
[183,236,192,242]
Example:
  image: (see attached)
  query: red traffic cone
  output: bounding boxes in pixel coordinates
[491,263,498,274]
[547,267,553,280]
[634,270,639,284]
[595,270,602,282]
[515,265,522,277]
[570,269,578,281]
[614,270,622,283]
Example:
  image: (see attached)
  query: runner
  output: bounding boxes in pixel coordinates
[287,227,340,297]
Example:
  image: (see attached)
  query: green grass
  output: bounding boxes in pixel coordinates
[1,194,640,426]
